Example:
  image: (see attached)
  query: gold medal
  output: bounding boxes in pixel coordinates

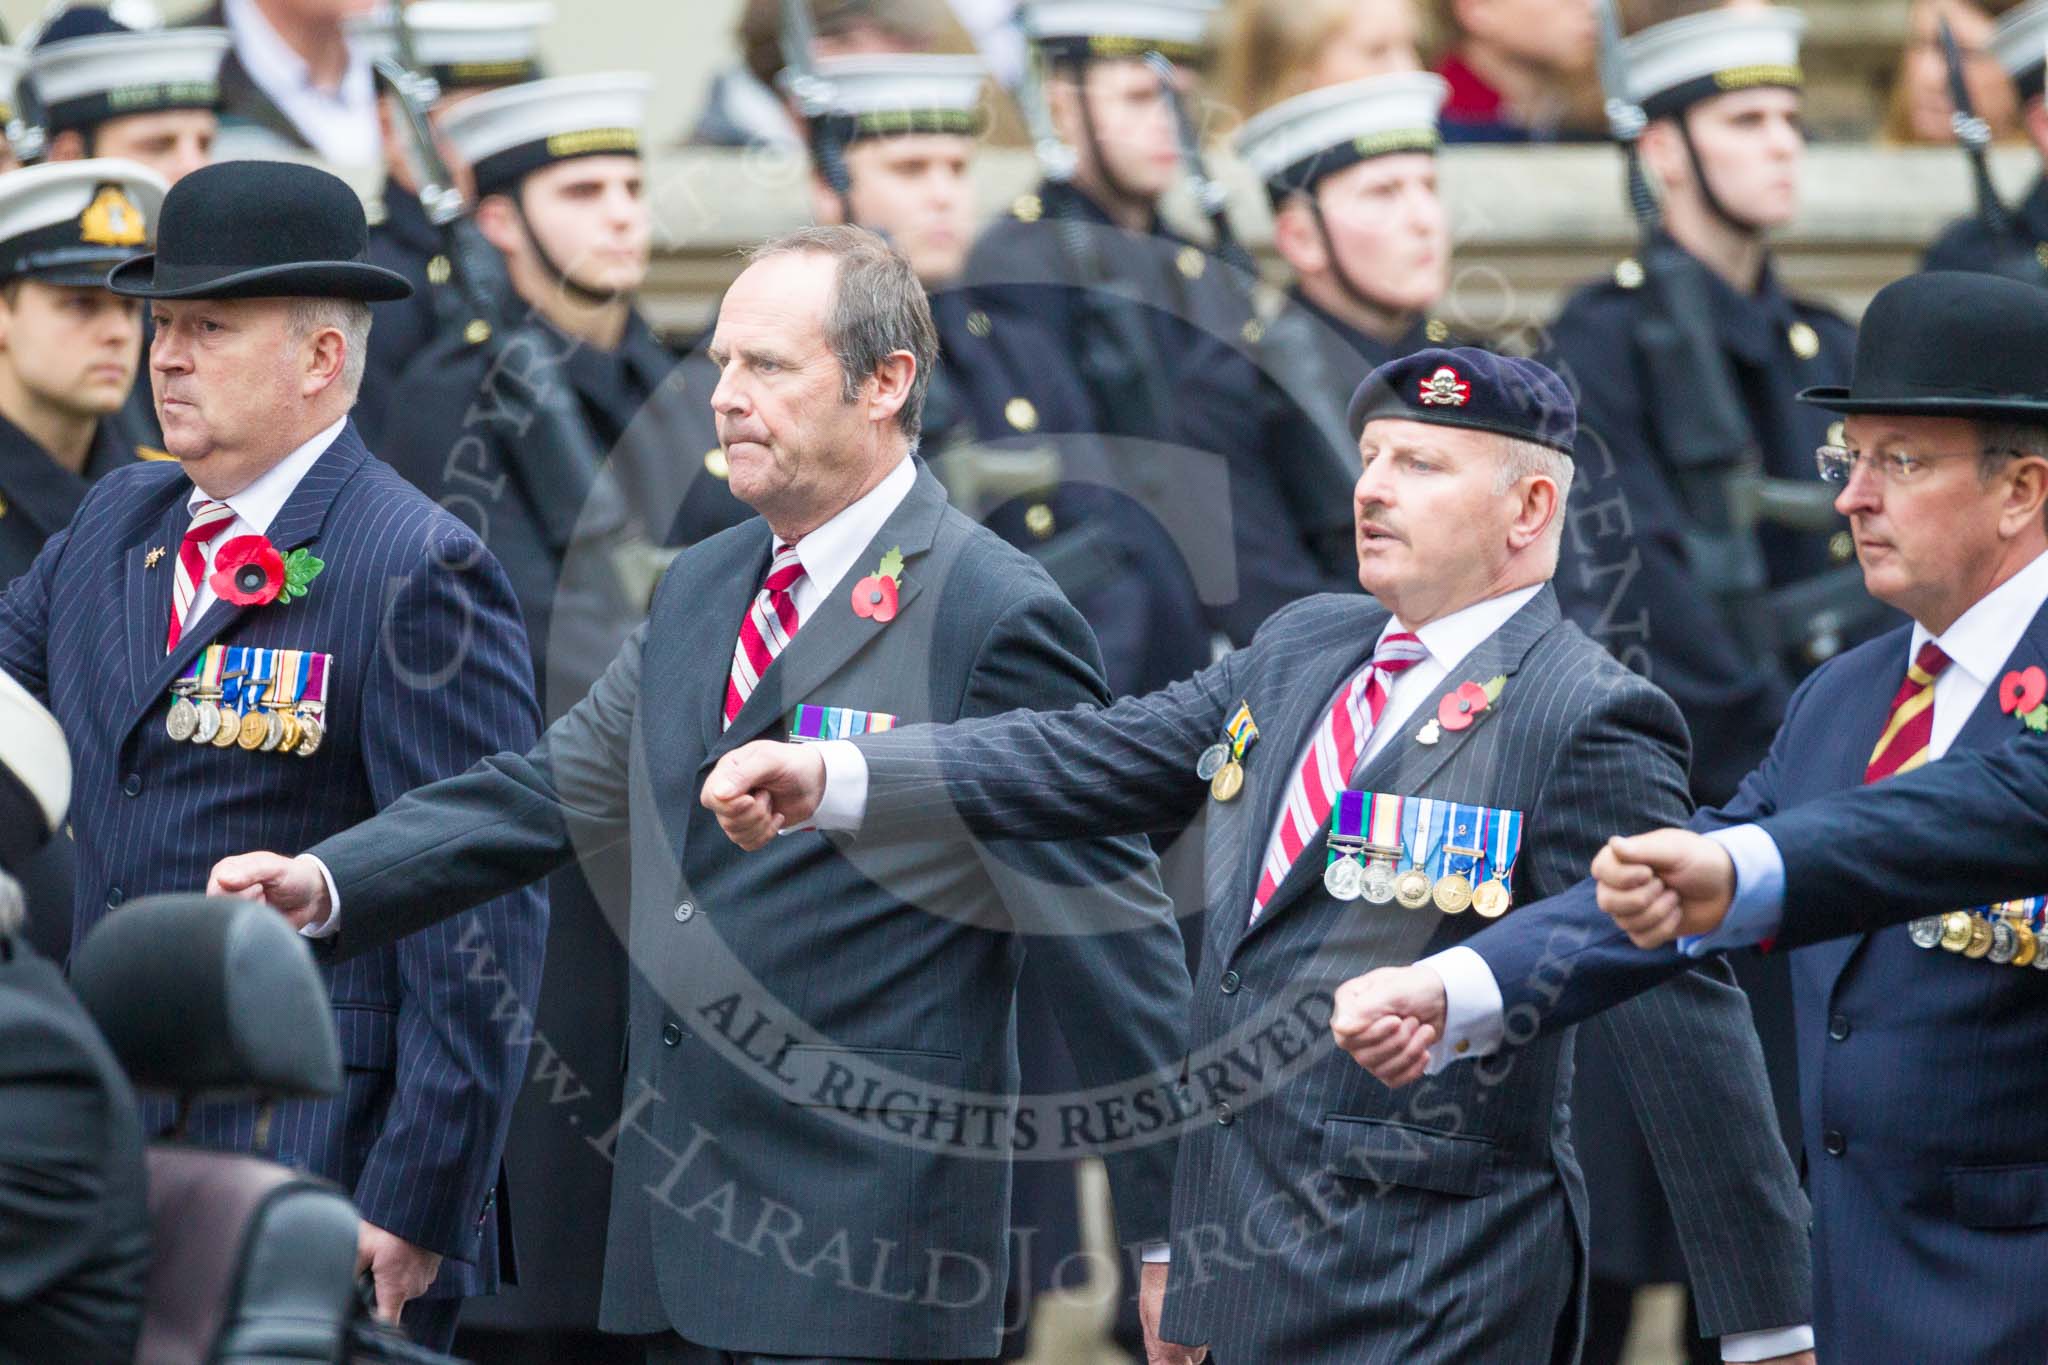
[237,710,267,750]
[212,708,243,747]
[2013,924,2038,968]
[1210,759,1243,802]
[295,713,325,757]
[1433,872,1473,914]
[1394,868,1434,909]
[1939,910,1974,952]
[1471,879,1511,918]
[1965,917,1995,959]
[277,712,301,753]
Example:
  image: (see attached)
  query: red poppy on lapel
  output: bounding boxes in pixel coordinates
[2000,666,2048,733]
[851,546,905,624]
[210,536,286,606]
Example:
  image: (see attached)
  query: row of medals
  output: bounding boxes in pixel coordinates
[1196,741,1247,802]
[1325,841,1511,917]
[164,681,326,757]
[1908,909,2048,968]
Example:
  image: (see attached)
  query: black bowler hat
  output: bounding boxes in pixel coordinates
[1348,346,1578,456]
[1800,272,2048,419]
[106,160,412,302]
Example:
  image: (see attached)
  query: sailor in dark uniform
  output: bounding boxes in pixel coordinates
[0,158,165,963]
[351,0,553,446]
[375,73,735,1365]
[1923,0,2048,284]
[32,12,230,452]
[1546,9,1857,1362]
[966,0,1268,665]
[1225,70,1455,643]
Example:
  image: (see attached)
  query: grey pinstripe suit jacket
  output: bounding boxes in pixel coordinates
[856,586,1812,1363]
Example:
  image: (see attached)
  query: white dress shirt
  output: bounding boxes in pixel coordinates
[305,456,918,937]
[224,0,380,168]
[181,416,346,624]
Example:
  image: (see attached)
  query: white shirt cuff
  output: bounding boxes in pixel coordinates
[809,738,870,832]
[1139,1241,1170,1263]
[1416,946,1505,1074]
[1681,824,1787,957]
[300,855,342,939]
[1720,1323,1814,1360]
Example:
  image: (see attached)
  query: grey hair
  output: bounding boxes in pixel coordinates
[1496,435,1576,549]
[745,225,938,440]
[0,870,22,939]
[1977,419,2048,531]
[286,297,372,404]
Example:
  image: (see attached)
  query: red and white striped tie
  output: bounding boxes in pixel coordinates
[723,542,806,728]
[166,499,236,654]
[1250,630,1427,922]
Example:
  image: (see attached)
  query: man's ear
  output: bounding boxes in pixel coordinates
[45,129,87,163]
[866,349,916,427]
[810,172,847,226]
[1270,196,1327,278]
[1506,472,1562,553]
[473,194,522,257]
[300,321,347,399]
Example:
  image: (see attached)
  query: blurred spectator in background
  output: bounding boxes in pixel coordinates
[1885,0,2022,145]
[690,0,945,150]
[1923,0,2048,280]
[33,9,228,186]
[1431,0,1601,142]
[190,0,381,170]
[0,669,150,1365]
[1218,0,1421,123]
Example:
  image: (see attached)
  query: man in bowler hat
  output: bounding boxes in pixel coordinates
[1344,272,2048,1364]
[0,158,545,1349]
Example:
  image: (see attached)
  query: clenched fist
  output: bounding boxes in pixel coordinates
[700,740,828,849]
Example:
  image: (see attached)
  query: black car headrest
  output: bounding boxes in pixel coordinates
[70,895,341,1100]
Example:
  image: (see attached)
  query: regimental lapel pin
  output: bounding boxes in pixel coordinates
[144,546,165,569]
[1414,718,1441,746]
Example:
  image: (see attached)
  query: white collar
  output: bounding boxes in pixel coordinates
[186,416,348,534]
[1386,582,1545,672]
[784,456,917,595]
[225,0,367,100]
[1912,547,2048,686]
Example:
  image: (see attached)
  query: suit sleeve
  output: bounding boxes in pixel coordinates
[0,523,60,701]
[1762,727,2048,948]
[953,589,1192,1245]
[343,525,550,1261]
[310,618,643,961]
[1488,674,1814,1336]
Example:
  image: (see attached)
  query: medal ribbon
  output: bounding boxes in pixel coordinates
[1225,702,1259,760]
[1330,790,1367,844]
[1484,806,1524,891]
[1444,803,1484,880]
[304,652,329,710]
[1366,792,1403,852]
[198,643,225,694]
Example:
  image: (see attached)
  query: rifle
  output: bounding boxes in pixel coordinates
[1594,0,1873,669]
[1938,15,2044,282]
[1144,50,1256,278]
[779,0,852,221]
[0,13,49,167]
[373,14,657,633]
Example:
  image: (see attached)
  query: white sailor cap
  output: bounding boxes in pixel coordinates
[1235,73,1448,201]
[1992,1,2048,99]
[794,54,988,142]
[350,2,554,93]
[30,25,229,134]
[0,157,164,287]
[439,71,650,197]
[0,667,68,873]
[1021,0,1220,67]
[1622,6,1806,120]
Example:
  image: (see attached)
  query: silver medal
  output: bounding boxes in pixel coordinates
[1196,743,1228,782]
[1324,856,1364,901]
[1989,919,2018,965]
[1907,916,1943,950]
[193,698,221,744]
[1361,859,1398,904]
[165,696,198,742]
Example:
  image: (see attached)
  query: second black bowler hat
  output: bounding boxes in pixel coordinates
[106,160,412,303]
[1799,271,2048,419]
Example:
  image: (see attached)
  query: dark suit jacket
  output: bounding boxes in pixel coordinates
[1471,600,2048,1362]
[301,464,1192,1359]
[0,424,545,1299]
[0,935,149,1365]
[852,587,1811,1363]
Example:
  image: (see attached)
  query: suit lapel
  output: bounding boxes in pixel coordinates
[1951,597,2048,754]
[120,487,194,713]
[1233,588,1563,955]
[710,466,947,759]
[125,429,366,735]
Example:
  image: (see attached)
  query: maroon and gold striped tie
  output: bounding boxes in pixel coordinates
[1864,641,1953,784]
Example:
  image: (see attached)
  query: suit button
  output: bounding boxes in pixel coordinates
[121,773,142,797]
[1823,1129,1846,1157]
[673,901,696,923]
[106,886,123,908]
[1216,1102,1234,1126]
[1219,970,1241,995]
[1828,1013,1850,1041]
[661,1021,682,1047]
